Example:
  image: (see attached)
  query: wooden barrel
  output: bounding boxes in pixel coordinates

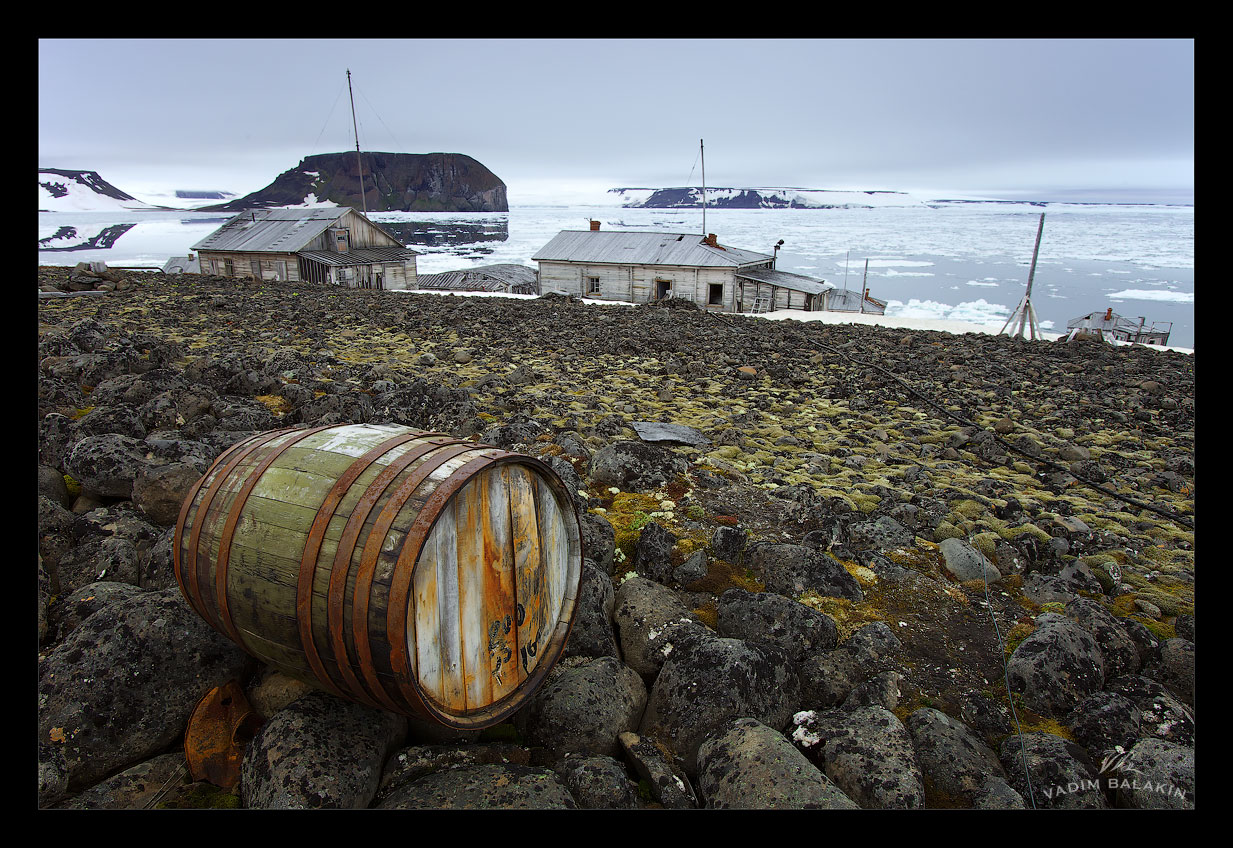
[173,423,583,728]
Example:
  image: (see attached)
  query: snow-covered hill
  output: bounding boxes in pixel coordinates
[608,186,930,209]
[38,169,164,212]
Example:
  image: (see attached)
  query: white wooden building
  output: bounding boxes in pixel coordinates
[532,222,835,313]
[191,207,419,289]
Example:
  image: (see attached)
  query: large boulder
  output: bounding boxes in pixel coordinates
[1064,597,1141,681]
[999,732,1106,809]
[589,440,689,492]
[1006,613,1106,716]
[521,656,647,759]
[696,717,857,809]
[240,690,406,809]
[716,587,839,661]
[906,707,1023,808]
[561,560,620,660]
[639,634,801,774]
[1109,738,1194,809]
[790,706,925,809]
[37,587,251,794]
[746,543,864,601]
[64,433,153,499]
[612,575,709,681]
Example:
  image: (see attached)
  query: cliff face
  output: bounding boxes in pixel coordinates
[204,152,508,213]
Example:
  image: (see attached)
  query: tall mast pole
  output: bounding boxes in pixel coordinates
[700,138,707,236]
[1019,211,1045,338]
[1000,211,1045,339]
[347,69,367,216]
[860,258,869,314]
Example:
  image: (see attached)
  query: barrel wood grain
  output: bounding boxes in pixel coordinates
[482,466,521,702]
[509,465,548,682]
[175,424,581,728]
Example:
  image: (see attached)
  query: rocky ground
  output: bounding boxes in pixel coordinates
[37,267,1196,809]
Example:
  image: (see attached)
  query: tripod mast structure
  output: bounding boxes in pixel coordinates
[1001,212,1045,339]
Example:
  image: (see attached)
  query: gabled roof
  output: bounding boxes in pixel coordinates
[532,230,773,268]
[191,207,344,253]
[190,207,409,254]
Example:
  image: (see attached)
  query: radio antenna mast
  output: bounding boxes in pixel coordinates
[347,69,368,216]
[700,138,707,236]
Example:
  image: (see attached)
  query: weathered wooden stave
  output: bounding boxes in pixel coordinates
[174,423,582,727]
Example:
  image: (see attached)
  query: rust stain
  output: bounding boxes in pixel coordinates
[183,680,262,791]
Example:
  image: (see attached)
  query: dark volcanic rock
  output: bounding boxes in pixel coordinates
[38,588,251,794]
[639,633,801,773]
[241,689,406,809]
[205,151,508,213]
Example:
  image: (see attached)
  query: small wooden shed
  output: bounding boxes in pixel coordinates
[192,207,420,290]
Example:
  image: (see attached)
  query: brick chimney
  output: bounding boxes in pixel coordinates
[590,219,600,231]
[704,233,718,247]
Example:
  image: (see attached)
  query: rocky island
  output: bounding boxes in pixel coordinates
[37,268,1194,809]
[202,152,508,213]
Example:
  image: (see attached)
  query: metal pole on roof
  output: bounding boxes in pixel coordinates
[700,139,707,236]
[347,69,368,216]
[860,258,869,314]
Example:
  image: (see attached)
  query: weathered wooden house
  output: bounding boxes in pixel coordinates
[532,222,835,313]
[191,207,419,289]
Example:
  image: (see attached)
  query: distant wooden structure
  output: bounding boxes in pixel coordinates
[162,254,200,274]
[192,207,419,289]
[416,263,539,295]
[1064,307,1173,345]
[532,221,844,314]
[1001,212,1046,340]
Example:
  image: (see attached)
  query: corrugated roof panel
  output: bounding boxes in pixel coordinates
[735,266,833,296]
[191,208,346,253]
[532,230,773,267]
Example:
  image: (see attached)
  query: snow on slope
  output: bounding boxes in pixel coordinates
[39,169,162,212]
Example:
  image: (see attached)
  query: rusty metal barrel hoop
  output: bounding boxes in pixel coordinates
[328,437,478,712]
[295,430,448,704]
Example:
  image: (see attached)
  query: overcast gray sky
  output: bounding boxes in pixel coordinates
[38,38,1194,204]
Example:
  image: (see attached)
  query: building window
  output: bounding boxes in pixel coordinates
[223,258,234,276]
[708,283,724,306]
[587,276,601,295]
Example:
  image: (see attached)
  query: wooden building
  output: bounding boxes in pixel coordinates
[1064,307,1172,345]
[416,263,539,295]
[532,222,835,313]
[192,207,419,289]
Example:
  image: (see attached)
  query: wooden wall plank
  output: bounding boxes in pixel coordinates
[483,467,520,700]
[413,521,443,701]
[454,474,489,710]
[433,502,466,710]
[509,466,547,680]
